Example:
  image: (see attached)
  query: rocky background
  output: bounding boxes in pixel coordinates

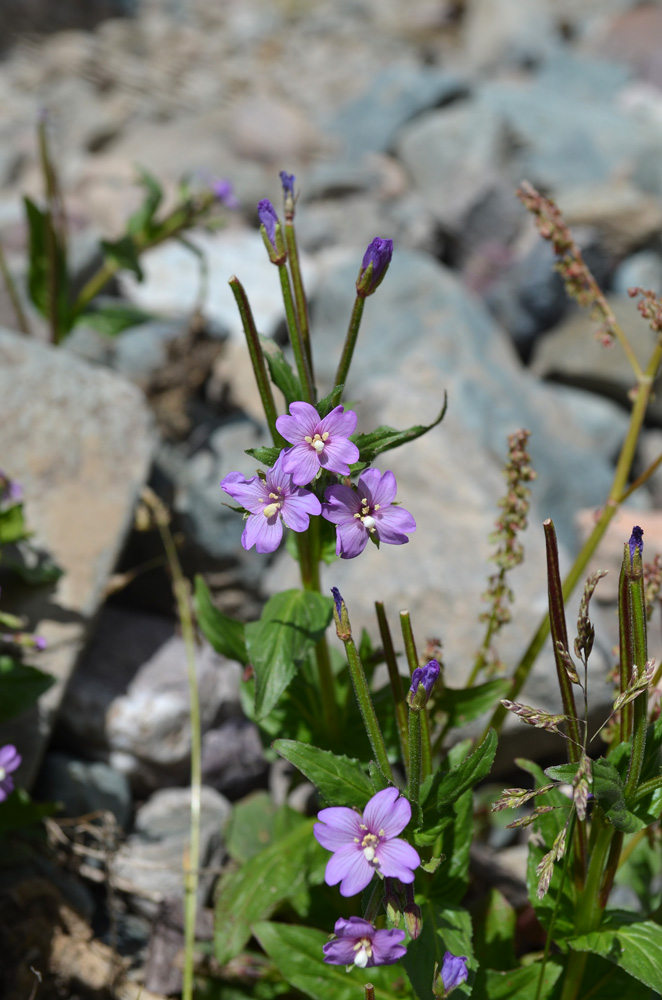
[1,0,662,995]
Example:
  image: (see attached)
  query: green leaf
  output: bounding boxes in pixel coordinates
[592,758,644,834]
[471,888,517,971]
[273,739,374,807]
[0,504,29,546]
[245,590,333,720]
[516,758,569,844]
[194,575,248,665]
[0,656,55,723]
[402,902,474,1000]
[244,446,282,467]
[0,787,55,835]
[316,385,345,418]
[474,960,563,999]
[214,816,320,965]
[568,911,662,993]
[427,788,473,904]
[439,680,511,728]
[225,792,306,864]
[77,300,153,337]
[24,196,71,333]
[127,166,163,235]
[260,337,303,406]
[1,541,62,584]
[350,397,447,468]
[253,922,410,1000]
[417,729,497,845]
[101,235,143,281]
[526,837,575,939]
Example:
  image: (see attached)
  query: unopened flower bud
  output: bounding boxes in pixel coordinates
[279,171,296,217]
[383,881,403,926]
[356,237,393,297]
[407,659,440,710]
[433,952,469,998]
[628,525,644,573]
[257,198,287,264]
[331,586,352,642]
[403,902,422,939]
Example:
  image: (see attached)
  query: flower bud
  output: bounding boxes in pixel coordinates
[356,237,393,297]
[331,586,352,642]
[257,198,287,264]
[628,525,644,574]
[407,659,440,710]
[433,952,469,998]
[403,902,422,939]
[279,171,296,217]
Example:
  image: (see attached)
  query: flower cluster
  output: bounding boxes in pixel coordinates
[221,401,415,557]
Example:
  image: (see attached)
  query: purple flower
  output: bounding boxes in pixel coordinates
[434,952,469,997]
[221,452,321,554]
[0,745,21,802]
[211,178,239,208]
[279,171,295,196]
[357,237,393,297]
[322,469,416,559]
[629,525,644,566]
[257,198,279,249]
[408,659,441,709]
[0,471,22,506]
[276,402,359,486]
[314,786,420,897]
[323,916,406,969]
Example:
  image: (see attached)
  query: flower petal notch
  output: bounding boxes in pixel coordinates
[322,468,415,559]
[323,916,406,969]
[220,452,321,554]
[314,786,420,897]
[276,401,359,486]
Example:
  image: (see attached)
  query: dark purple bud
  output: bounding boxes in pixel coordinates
[331,586,343,619]
[434,952,469,997]
[211,178,238,208]
[356,237,393,297]
[629,525,644,566]
[257,198,279,248]
[330,586,351,642]
[279,171,295,196]
[407,659,440,710]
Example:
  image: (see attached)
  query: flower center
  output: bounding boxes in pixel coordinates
[360,830,381,863]
[304,431,329,454]
[353,938,372,968]
[261,489,283,518]
[353,498,381,533]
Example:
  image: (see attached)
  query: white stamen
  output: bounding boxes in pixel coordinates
[313,440,325,453]
[263,502,281,517]
[362,515,376,529]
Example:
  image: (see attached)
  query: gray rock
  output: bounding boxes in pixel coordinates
[324,66,468,162]
[114,785,231,917]
[462,0,559,74]
[201,718,268,800]
[0,330,154,786]
[34,752,132,830]
[612,250,662,297]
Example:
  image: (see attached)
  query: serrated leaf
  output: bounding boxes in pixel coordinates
[350,397,447,467]
[0,656,55,723]
[316,385,345,418]
[260,337,303,406]
[214,816,319,965]
[440,680,510,728]
[273,739,374,807]
[244,445,282,467]
[194,575,248,665]
[246,590,333,720]
[591,758,644,833]
[101,235,143,281]
[402,902,474,1000]
[568,912,662,993]
[253,922,409,1000]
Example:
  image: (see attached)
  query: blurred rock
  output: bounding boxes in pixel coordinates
[612,249,662,297]
[34,752,132,831]
[201,718,268,800]
[462,0,559,73]
[556,180,662,256]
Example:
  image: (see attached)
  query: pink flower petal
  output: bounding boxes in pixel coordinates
[320,405,357,438]
[242,513,282,553]
[375,838,421,881]
[363,787,405,834]
[336,519,368,558]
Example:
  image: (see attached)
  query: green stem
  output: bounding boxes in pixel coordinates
[284,219,313,378]
[277,262,315,404]
[407,708,422,806]
[536,812,576,1000]
[630,774,662,805]
[375,602,409,769]
[150,496,201,1000]
[229,276,284,447]
[544,520,582,761]
[334,294,366,391]
[0,238,30,335]
[400,612,432,780]
[625,569,649,797]
[295,529,338,741]
[341,629,393,782]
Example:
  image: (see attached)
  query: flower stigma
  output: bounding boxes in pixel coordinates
[354,939,372,968]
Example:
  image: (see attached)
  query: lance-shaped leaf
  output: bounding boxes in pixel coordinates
[568,913,662,994]
[244,445,282,467]
[194,575,248,665]
[272,740,374,807]
[260,335,304,406]
[350,397,447,469]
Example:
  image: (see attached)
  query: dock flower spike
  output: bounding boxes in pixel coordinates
[314,787,420,897]
[323,916,406,969]
[221,452,321,553]
[276,401,359,485]
[322,468,415,558]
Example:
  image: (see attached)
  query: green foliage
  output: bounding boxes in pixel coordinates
[101,234,144,281]
[194,575,248,665]
[245,589,333,720]
[0,788,55,835]
[471,888,517,972]
[474,961,563,999]
[316,385,345,418]
[438,680,510,728]
[0,656,55,723]
[0,503,30,546]
[225,793,311,865]
[244,445,282,467]
[253,922,412,1000]
[77,300,154,337]
[127,167,163,236]
[568,912,662,993]
[24,195,71,332]
[260,336,304,406]
[403,902,474,1000]
[272,740,374,807]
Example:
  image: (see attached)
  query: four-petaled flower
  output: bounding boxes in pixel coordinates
[323,916,406,969]
[0,744,21,802]
[434,952,469,997]
[220,453,321,553]
[322,468,415,559]
[276,402,359,486]
[314,787,420,897]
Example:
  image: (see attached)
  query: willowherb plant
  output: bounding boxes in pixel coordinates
[196,172,662,1000]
